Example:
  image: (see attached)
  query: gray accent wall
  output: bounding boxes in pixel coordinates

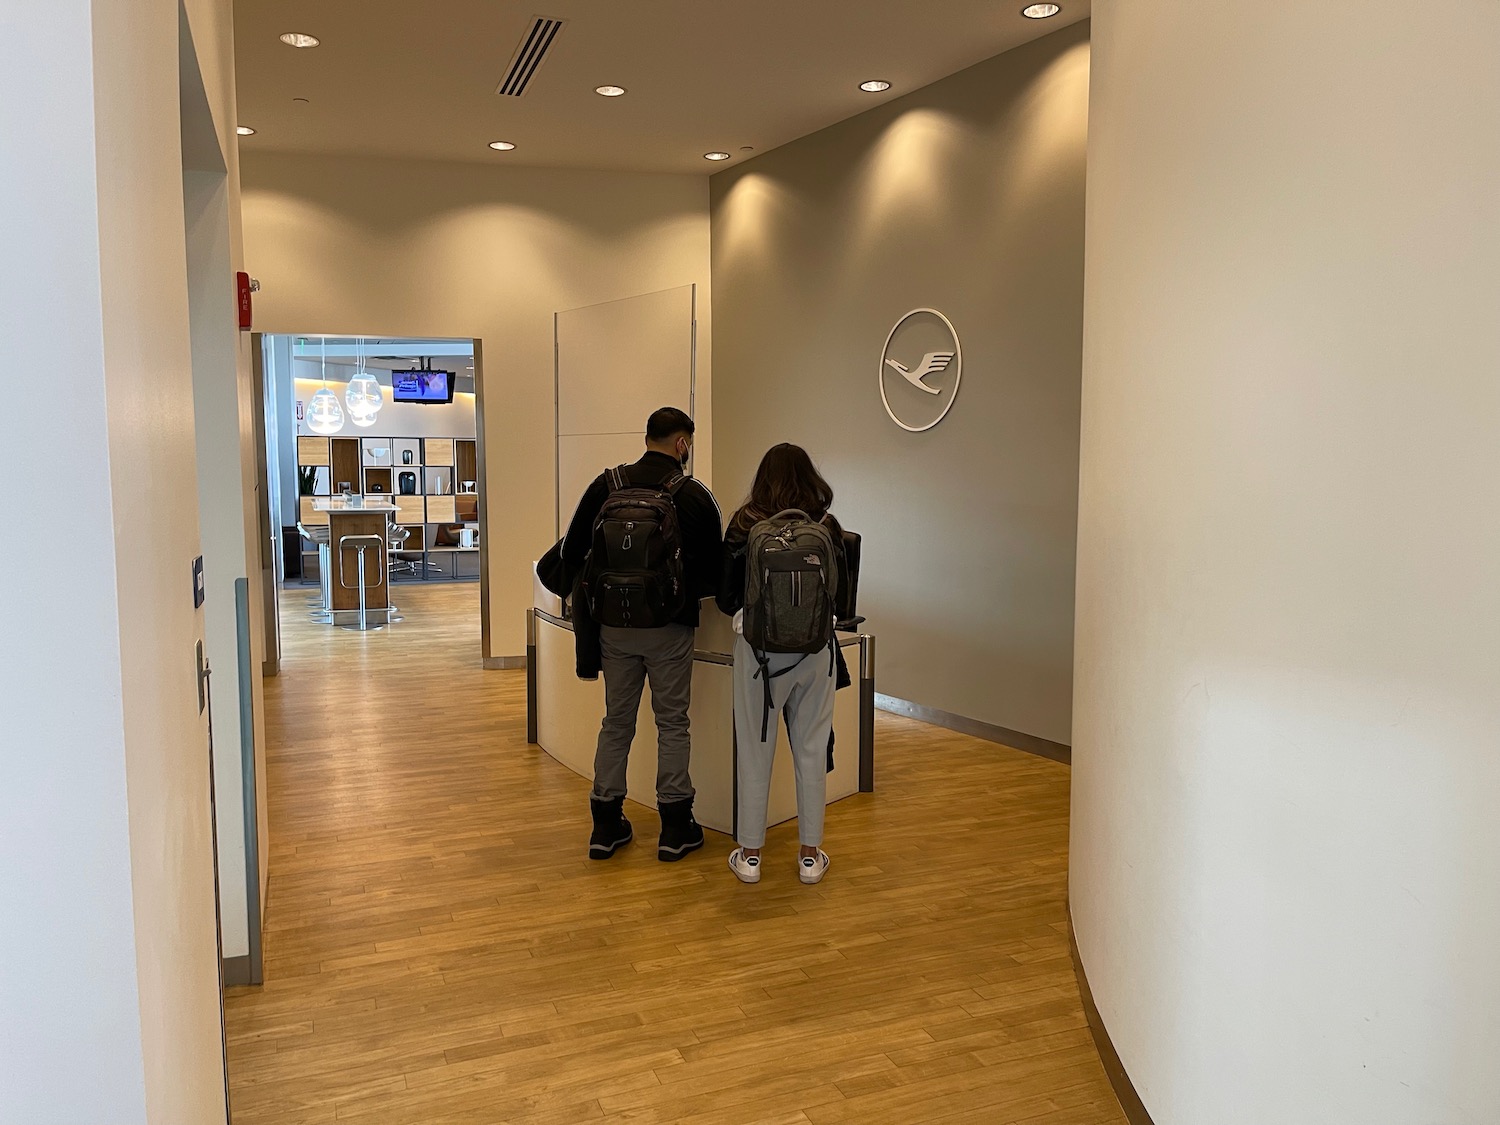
[709,22,1089,745]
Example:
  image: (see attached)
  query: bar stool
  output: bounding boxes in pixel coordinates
[338,533,389,632]
[388,524,418,581]
[384,522,409,623]
[298,522,332,623]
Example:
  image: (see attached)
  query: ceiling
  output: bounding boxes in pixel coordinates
[282,336,474,371]
[233,0,1090,175]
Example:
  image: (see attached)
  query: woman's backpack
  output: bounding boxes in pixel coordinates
[743,510,840,738]
[743,509,840,655]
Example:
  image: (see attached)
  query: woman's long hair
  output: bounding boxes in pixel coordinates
[731,443,834,534]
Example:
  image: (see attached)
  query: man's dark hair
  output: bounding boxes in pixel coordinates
[646,407,695,442]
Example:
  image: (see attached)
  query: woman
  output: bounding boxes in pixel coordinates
[718,444,846,885]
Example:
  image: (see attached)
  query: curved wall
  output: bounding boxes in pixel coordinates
[711,24,1090,745]
[1070,3,1500,1123]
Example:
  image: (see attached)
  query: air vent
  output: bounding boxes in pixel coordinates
[496,16,567,97]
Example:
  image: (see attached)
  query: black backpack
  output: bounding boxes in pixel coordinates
[742,509,841,738]
[581,465,688,629]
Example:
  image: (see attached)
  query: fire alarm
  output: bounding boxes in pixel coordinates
[236,271,253,331]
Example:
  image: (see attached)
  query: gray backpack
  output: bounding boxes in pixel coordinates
[743,510,840,739]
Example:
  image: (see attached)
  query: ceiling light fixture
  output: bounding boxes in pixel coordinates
[279,32,320,48]
[1021,3,1062,17]
[306,337,344,435]
[488,141,516,151]
[859,80,892,93]
[595,85,627,97]
[236,126,256,136]
[345,337,384,425]
[704,151,732,161]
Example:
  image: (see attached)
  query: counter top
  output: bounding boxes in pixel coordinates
[313,498,400,512]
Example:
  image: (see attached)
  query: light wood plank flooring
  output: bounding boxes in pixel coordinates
[226,582,1123,1125]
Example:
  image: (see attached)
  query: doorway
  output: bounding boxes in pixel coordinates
[258,334,490,651]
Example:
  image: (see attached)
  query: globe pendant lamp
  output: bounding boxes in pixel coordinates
[345,337,384,422]
[306,336,344,434]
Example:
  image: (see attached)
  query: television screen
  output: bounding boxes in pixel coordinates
[391,369,454,404]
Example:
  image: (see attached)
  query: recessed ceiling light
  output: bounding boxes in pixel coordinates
[236,126,256,136]
[279,32,320,48]
[1021,3,1062,17]
[704,151,732,161]
[595,85,627,97]
[488,141,516,151]
[859,80,892,93]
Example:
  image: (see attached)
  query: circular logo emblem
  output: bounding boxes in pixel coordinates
[879,308,963,432]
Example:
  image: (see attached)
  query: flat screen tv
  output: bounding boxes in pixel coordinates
[391,369,455,404]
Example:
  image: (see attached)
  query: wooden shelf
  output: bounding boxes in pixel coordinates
[298,497,329,527]
[297,436,330,466]
[330,438,361,495]
[427,495,457,524]
[294,430,480,585]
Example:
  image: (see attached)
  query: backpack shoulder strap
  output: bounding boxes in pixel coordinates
[604,465,628,495]
[663,471,687,497]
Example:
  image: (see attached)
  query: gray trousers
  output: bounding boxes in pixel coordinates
[593,624,695,804]
[732,635,835,849]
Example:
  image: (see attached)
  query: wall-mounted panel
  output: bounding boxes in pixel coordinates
[554,285,694,533]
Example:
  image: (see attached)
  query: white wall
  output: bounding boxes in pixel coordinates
[0,0,237,1120]
[241,152,712,659]
[0,1,151,1116]
[1070,3,1500,1123]
[292,365,477,440]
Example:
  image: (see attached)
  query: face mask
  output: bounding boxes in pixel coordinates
[679,444,691,469]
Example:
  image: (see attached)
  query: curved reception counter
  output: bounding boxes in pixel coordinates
[527,578,875,836]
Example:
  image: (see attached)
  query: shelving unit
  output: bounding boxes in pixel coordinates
[296,435,480,584]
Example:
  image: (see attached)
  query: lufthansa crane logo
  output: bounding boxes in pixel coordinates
[879,308,963,432]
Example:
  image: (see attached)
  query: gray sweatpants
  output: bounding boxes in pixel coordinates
[593,623,695,804]
[732,635,835,849]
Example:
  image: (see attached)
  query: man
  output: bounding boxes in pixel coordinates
[562,407,723,862]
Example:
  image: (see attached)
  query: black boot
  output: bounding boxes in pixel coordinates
[657,797,705,862]
[589,796,633,860]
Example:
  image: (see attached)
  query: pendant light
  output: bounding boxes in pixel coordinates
[306,336,345,435]
[345,336,383,422]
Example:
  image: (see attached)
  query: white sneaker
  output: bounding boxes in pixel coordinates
[798,850,830,885]
[728,848,761,884]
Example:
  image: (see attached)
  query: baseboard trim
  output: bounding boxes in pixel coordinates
[1068,910,1155,1125]
[873,694,1071,765]
[222,955,252,988]
[484,655,527,670]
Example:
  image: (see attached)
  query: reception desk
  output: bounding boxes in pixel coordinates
[527,577,875,836]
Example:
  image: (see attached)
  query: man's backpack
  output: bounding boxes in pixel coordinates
[580,465,688,629]
[743,510,841,738]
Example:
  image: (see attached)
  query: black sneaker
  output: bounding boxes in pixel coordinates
[589,796,633,859]
[657,797,705,862]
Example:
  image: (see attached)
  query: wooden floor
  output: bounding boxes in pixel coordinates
[225,582,1123,1125]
